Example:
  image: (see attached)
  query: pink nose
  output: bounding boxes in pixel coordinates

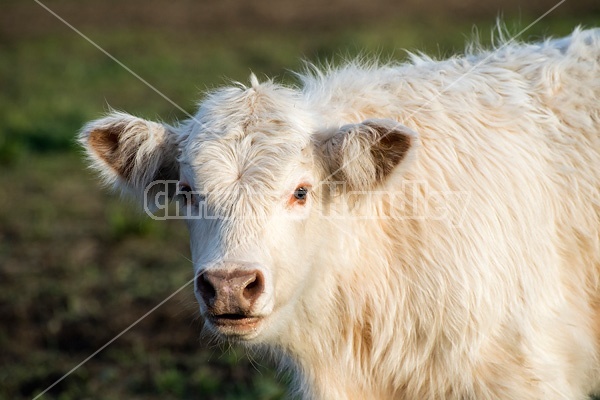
[196,268,265,316]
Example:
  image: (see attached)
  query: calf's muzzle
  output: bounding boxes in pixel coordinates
[196,267,265,317]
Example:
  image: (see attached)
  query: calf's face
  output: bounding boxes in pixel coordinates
[178,120,325,341]
[79,83,418,343]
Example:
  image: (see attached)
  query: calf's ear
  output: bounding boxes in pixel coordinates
[317,118,419,190]
[79,111,180,207]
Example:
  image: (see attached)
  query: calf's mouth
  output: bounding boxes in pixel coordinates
[206,313,263,337]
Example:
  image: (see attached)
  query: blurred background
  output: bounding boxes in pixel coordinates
[1,0,599,399]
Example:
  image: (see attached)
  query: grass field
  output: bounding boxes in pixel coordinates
[1,3,600,399]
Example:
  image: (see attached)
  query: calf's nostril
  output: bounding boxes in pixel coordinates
[243,271,264,303]
[197,274,216,305]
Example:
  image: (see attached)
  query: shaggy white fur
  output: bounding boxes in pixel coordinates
[80,27,600,399]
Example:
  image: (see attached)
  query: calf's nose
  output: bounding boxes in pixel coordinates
[196,269,265,315]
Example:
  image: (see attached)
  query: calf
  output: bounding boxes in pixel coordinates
[80,28,600,399]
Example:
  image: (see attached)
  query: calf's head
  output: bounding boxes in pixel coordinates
[79,79,418,342]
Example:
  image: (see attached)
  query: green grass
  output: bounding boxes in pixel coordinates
[3,13,598,162]
[1,10,599,400]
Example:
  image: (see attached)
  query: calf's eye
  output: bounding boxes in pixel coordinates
[178,183,194,205]
[293,186,309,203]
